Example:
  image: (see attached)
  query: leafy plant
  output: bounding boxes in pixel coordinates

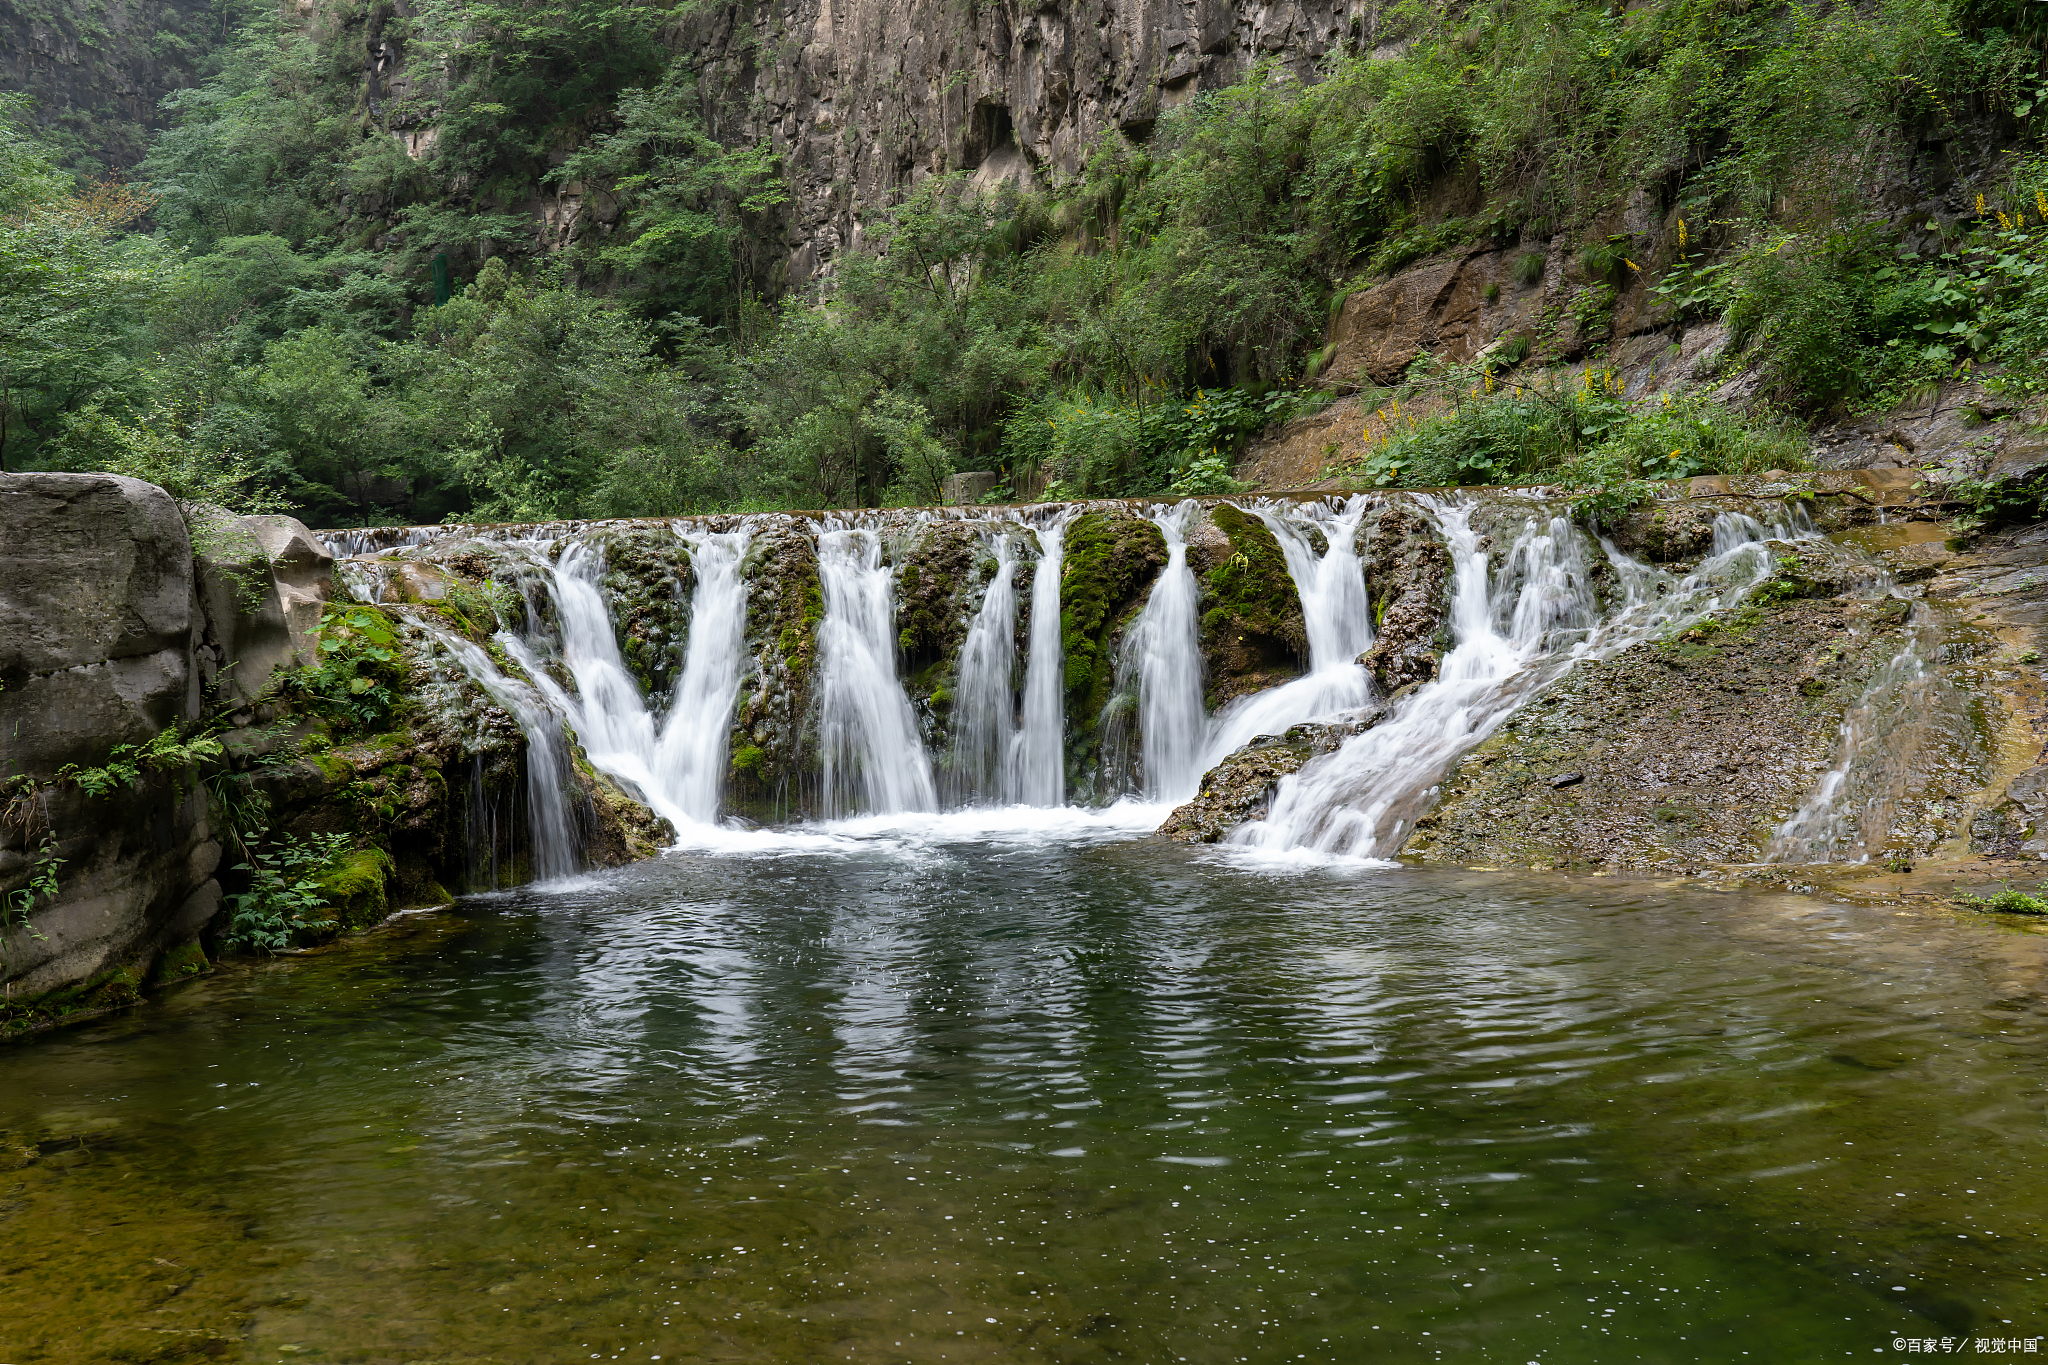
[219,829,350,955]
[1955,884,2048,915]
[53,728,224,797]
[291,605,406,732]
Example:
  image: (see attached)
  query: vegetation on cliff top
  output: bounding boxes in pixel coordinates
[2,0,2045,518]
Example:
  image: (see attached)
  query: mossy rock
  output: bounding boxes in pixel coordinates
[0,961,149,1040]
[315,846,396,932]
[1059,510,1168,779]
[732,521,826,810]
[592,529,694,701]
[149,940,210,985]
[1198,504,1306,706]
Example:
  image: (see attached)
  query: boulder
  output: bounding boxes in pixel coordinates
[244,514,336,665]
[0,474,223,1010]
[0,472,199,773]
[187,506,294,708]
[1159,713,1379,843]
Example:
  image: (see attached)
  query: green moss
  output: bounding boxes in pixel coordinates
[731,744,765,774]
[779,573,825,666]
[1198,505,1308,705]
[308,752,352,784]
[150,940,210,985]
[314,846,396,932]
[0,962,148,1039]
[1202,505,1302,642]
[1059,511,1168,726]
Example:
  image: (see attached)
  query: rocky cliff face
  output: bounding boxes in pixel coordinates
[0,0,225,168]
[677,0,1368,283]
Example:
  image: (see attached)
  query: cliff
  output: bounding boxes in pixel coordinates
[0,0,225,169]
[680,0,1363,283]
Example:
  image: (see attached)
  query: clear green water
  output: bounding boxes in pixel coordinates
[3,825,2046,1364]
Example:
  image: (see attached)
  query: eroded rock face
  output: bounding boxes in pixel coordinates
[0,472,200,773]
[243,514,335,666]
[1357,500,1447,693]
[677,0,1363,286]
[0,474,216,1011]
[189,506,296,710]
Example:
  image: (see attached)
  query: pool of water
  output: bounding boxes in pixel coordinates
[3,815,2046,1364]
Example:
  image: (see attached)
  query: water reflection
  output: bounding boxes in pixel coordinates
[0,833,2044,1363]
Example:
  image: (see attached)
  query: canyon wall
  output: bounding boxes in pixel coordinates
[676,0,1371,283]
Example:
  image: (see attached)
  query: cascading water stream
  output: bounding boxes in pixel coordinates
[1010,510,1075,807]
[538,540,676,821]
[1120,502,1207,802]
[949,533,1020,804]
[815,526,939,817]
[1252,495,1377,666]
[1201,497,1379,768]
[1231,503,1791,859]
[648,531,751,825]
[419,625,581,880]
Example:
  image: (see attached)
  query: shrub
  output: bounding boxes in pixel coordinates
[221,830,351,954]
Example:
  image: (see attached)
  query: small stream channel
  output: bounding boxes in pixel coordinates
[3,826,2045,1362]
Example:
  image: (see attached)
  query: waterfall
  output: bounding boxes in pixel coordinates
[1010,510,1075,807]
[648,531,751,825]
[542,541,674,821]
[815,526,939,817]
[1121,502,1207,802]
[1230,500,1786,859]
[1252,495,1377,667]
[1201,498,1378,769]
[423,627,581,881]
[949,532,1020,804]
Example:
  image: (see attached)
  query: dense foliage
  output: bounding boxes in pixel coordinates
[4,0,2046,519]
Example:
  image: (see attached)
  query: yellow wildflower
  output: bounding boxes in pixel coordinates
[1677,218,1688,248]
[1978,192,1987,216]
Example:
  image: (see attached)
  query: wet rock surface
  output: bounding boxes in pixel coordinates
[1195,504,1307,706]
[1160,714,1379,843]
[1357,501,1448,692]
[1403,596,1955,871]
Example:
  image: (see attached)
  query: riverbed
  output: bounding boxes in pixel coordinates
[3,815,2044,1363]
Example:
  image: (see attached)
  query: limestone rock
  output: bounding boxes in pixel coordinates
[244,514,336,666]
[1357,501,1448,692]
[187,505,294,708]
[0,471,199,774]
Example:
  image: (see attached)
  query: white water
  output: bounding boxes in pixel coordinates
[543,541,676,821]
[1251,495,1377,666]
[815,526,939,817]
[1121,502,1208,802]
[1201,497,1379,771]
[1011,511,1075,807]
[649,531,751,825]
[1229,502,1788,861]
[423,627,581,880]
[949,533,1020,804]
